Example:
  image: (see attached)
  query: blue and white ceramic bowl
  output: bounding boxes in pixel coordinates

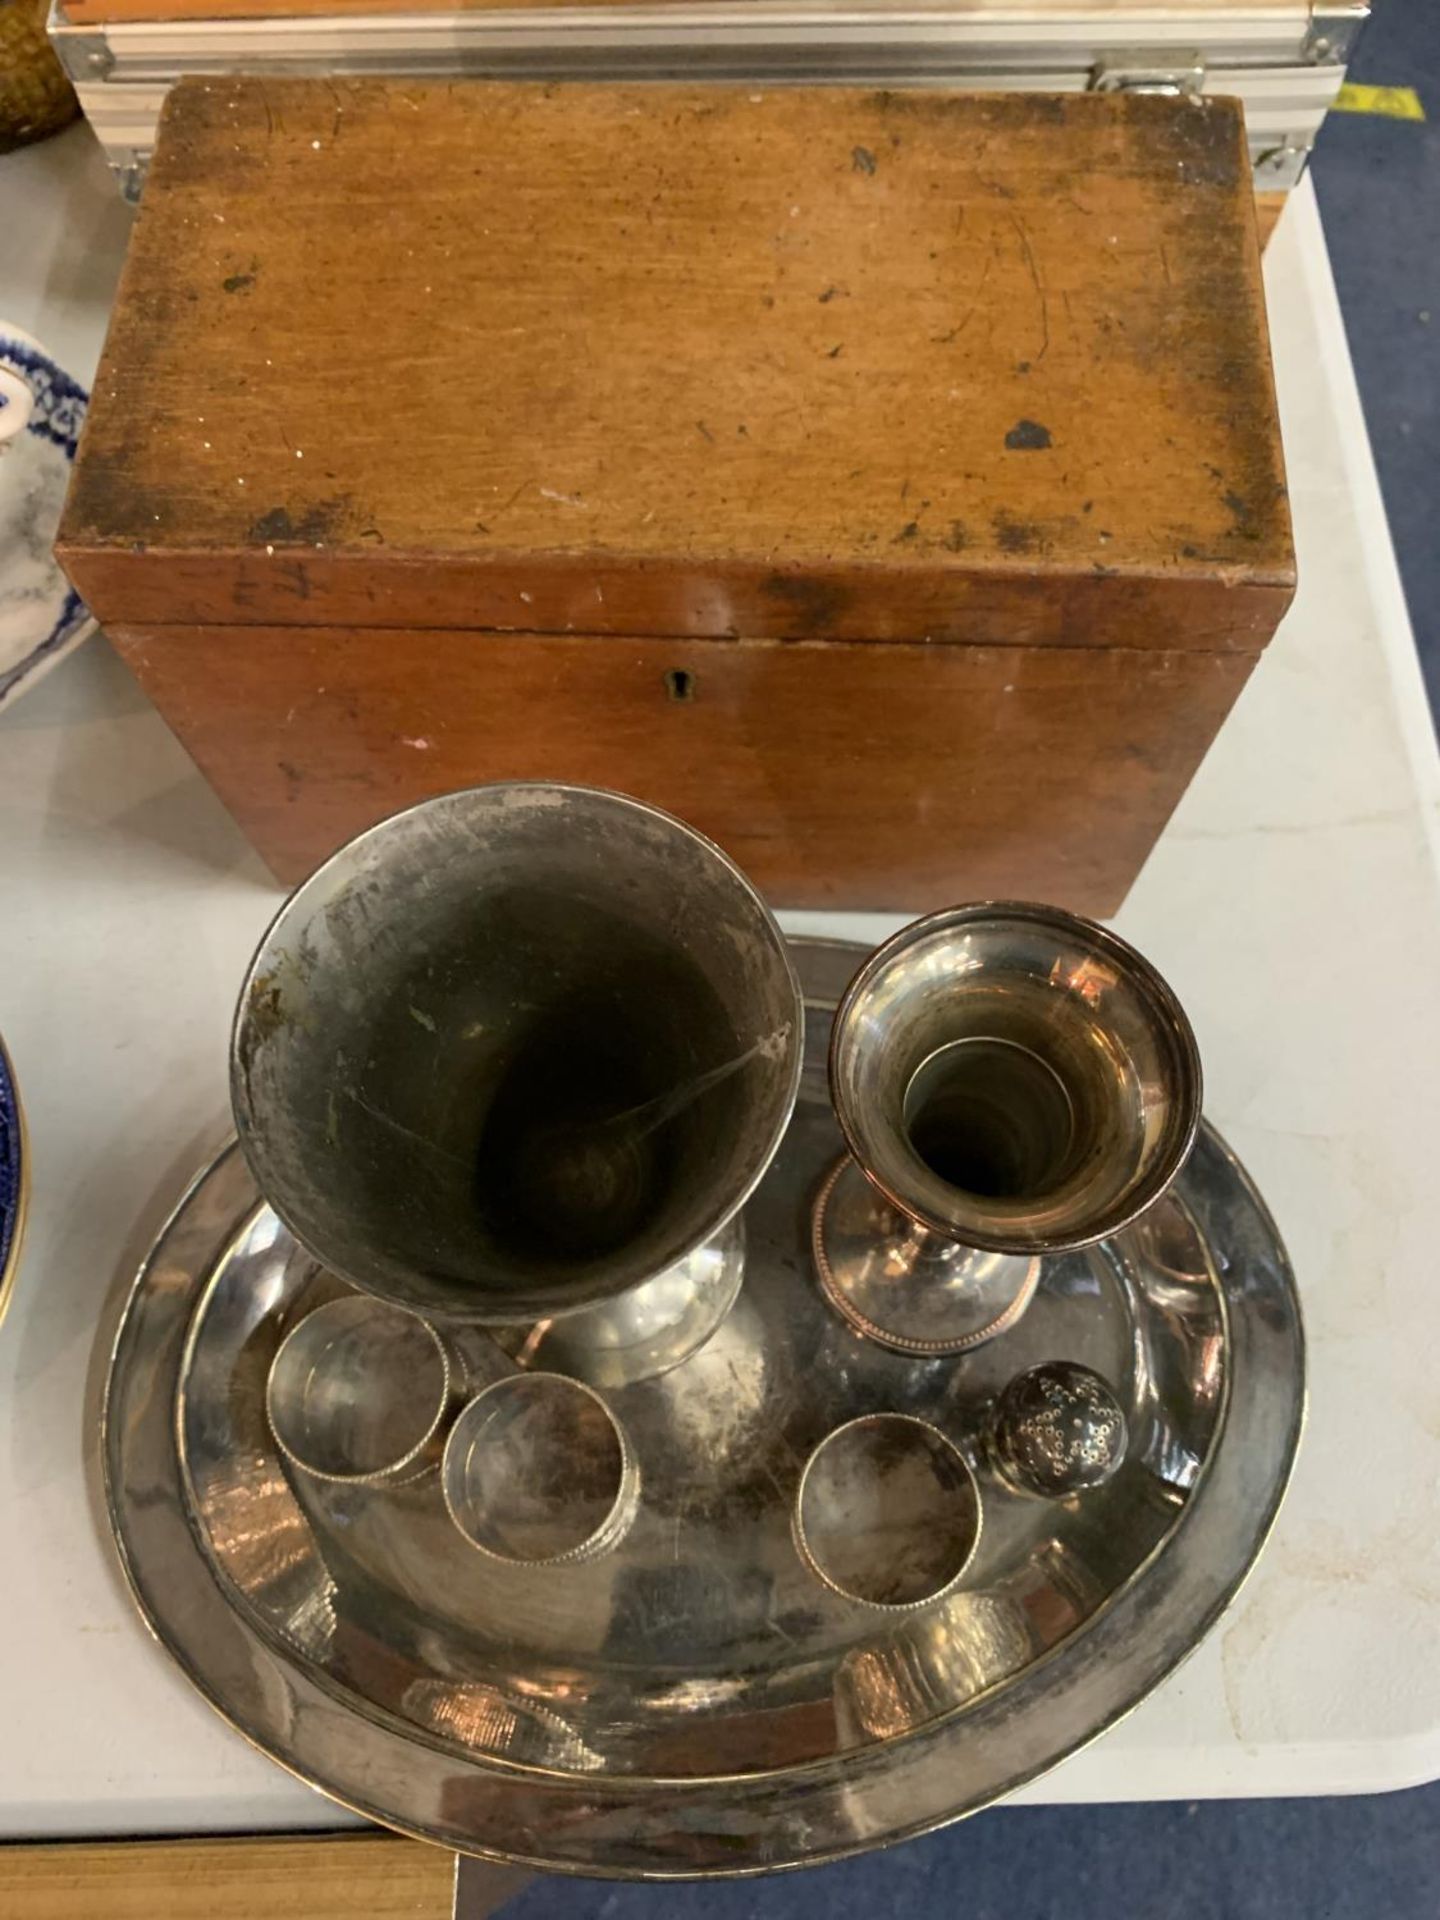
[0,1038,26,1325]
[0,321,96,711]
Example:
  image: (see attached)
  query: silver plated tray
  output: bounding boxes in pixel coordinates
[103,938,1304,1878]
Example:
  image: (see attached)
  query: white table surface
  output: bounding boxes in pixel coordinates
[2,121,1439,1840]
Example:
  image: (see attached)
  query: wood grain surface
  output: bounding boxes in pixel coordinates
[60,80,1293,648]
[0,1834,529,1920]
[1253,189,1286,249]
[110,621,1255,909]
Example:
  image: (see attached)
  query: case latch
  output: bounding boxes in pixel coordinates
[1091,53,1206,98]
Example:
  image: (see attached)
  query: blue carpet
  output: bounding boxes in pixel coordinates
[1312,0,1440,728]
[501,7,1440,1912]
[499,1786,1440,1916]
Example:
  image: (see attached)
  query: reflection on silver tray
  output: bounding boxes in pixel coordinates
[102,939,1303,1878]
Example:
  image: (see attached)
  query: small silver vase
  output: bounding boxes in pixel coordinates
[813,902,1202,1355]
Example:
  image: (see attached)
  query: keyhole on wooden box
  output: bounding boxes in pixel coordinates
[664,668,696,704]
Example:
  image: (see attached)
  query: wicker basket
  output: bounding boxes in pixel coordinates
[0,0,80,151]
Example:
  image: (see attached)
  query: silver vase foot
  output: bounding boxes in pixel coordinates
[491,1216,745,1388]
[811,1156,1039,1355]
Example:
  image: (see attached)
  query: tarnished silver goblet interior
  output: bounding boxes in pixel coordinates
[231,785,802,1343]
[815,903,1202,1354]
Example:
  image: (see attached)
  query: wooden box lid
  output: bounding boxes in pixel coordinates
[59,80,1293,649]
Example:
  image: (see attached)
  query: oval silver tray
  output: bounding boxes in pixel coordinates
[103,938,1304,1878]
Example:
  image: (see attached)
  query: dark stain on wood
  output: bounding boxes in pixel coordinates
[249,499,350,546]
[760,572,853,636]
[1165,96,1245,191]
[993,513,1041,555]
[1223,489,1259,538]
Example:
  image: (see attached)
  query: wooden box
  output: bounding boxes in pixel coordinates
[57,78,1294,912]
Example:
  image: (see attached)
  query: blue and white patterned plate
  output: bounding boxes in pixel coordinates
[0,1038,26,1324]
[0,322,96,711]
